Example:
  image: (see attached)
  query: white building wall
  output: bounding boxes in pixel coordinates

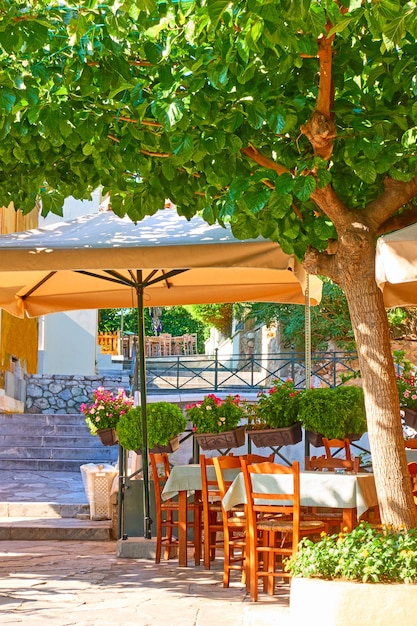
[38,192,100,375]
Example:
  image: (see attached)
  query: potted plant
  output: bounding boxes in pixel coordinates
[116,401,187,452]
[247,378,303,448]
[298,385,367,447]
[185,393,246,450]
[286,522,417,626]
[397,373,417,431]
[80,387,134,446]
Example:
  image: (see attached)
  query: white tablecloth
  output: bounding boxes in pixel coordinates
[161,464,240,501]
[222,471,377,520]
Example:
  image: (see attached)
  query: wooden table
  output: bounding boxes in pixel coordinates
[222,470,378,531]
[161,464,240,567]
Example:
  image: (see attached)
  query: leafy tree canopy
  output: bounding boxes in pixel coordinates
[1,0,416,246]
[4,0,417,527]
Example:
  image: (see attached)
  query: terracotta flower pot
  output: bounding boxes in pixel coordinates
[149,435,180,454]
[248,422,302,448]
[194,425,246,451]
[403,407,417,430]
[96,428,118,446]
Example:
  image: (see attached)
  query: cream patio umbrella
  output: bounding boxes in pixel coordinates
[0,208,322,538]
[376,222,417,307]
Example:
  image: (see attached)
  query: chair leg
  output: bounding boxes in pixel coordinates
[163,510,175,561]
[193,503,201,566]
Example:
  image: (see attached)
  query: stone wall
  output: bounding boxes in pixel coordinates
[25,373,130,414]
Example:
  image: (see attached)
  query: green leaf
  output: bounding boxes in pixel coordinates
[274,173,294,195]
[268,191,293,218]
[354,159,377,184]
[243,188,270,213]
[208,2,230,28]
[293,176,316,201]
[137,0,156,13]
[151,100,183,129]
[0,87,16,113]
[171,133,194,160]
[228,177,251,202]
[402,128,417,149]
[245,101,266,130]
[267,106,287,134]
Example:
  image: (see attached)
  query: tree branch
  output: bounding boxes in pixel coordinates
[377,205,417,235]
[241,145,289,175]
[366,175,417,229]
[303,245,339,283]
[311,184,351,226]
[300,27,336,160]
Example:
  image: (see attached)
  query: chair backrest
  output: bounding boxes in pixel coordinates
[149,452,171,500]
[200,454,222,502]
[305,455,360,473]
[241,460,301,544]
[323,437,352,461]
[212,455,242,500]
[408,462,417,477]
[239,453,275,463]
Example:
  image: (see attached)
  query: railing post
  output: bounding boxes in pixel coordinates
[291,346,295,381]
[250,354,255,388]
[214,348,219,392]
[333,352,337,388]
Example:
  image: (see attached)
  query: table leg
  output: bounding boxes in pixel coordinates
[342,507,356,531]
[178,490,188,567]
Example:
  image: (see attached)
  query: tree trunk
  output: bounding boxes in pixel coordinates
[337,239,417,527]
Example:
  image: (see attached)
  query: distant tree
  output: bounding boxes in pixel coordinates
[98,306,208,352]
[246,279,354,352]
[185,303,234,338]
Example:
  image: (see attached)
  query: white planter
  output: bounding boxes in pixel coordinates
[290,577,417,626]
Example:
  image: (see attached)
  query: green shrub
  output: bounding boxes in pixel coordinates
[252,379,303,429]
[298,386,367,439]
[116,402,187,450]
[286,522,417,583]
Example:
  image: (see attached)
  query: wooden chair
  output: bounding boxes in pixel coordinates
[149,452,202,565]
[239,453,275,463]
[323,437,352,461]
[212,455,247,588]
[305,455,360,473]
[200,454,224,569]
[408,462,417,506]
[241,460,325,602]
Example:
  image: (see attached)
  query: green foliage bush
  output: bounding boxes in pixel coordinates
[298,386,367,439]
[116,402,186,450]
[252,379,303,428]
[286,522,417,584]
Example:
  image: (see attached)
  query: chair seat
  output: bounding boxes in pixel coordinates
[257,518,325,533]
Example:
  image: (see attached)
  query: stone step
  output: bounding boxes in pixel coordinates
[0,435,110,447]
[0,517,113,541]
[0,446,118,461]
[0,501,90,518]
[0,413,119,471]
[0,458,114,472]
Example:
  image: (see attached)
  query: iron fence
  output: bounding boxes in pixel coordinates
[141,349,359,394]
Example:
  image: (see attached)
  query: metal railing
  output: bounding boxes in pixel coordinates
[139,349,359,394]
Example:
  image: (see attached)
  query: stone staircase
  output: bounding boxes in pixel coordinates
[0,413,118,540]
[0,413,119,471]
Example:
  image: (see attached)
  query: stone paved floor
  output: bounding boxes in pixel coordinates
[0,470,293,625]
[0,540,292,626]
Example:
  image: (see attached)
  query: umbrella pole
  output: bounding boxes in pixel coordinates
[136,279,152,539]
[304,273,312,461]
